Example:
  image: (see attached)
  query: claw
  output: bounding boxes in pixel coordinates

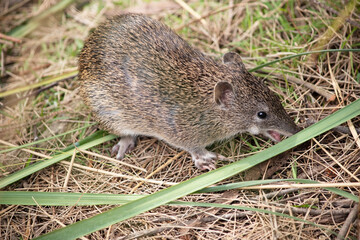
[111,136,136,159]
[190,150,225,171]
[111,144,120,157]
[195,160,216,171]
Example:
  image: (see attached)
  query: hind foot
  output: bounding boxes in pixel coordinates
[111,136,137,159]
[189,149,225,171]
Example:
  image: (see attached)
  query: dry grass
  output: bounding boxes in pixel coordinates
[1,0,360,239]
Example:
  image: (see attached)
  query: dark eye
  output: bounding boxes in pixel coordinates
[257,111,267,119]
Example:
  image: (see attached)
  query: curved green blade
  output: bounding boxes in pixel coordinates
[35,99,360,239]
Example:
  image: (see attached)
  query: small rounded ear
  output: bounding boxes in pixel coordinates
[223,52,242,64]
[214,82,234,109]
[223,52,246,70]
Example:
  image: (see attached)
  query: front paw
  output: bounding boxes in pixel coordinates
[111,136,136,159]
[190,151,225,171]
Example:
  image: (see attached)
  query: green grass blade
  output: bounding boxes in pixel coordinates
[0,132,117,189]
[0,176,356,205]
[0,191,335,235]
[60,130,107,152]
[249,49,360,72]
[34,99,360,239]
[0,192,143,206]
[8,0,76,38]
[0,71,77,98]
[0,123,95,154]
[198,179,359,202]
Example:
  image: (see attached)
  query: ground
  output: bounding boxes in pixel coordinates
[0,0,359,239]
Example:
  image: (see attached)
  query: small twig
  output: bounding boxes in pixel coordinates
[173,0,207,26]
[120,211,253,240]
[32,198,89,240]
[33,110,66,148]
[347,120,360,149]
[257,188,300,200]
[0,139,51,159]
[60,161,176,186]
[282,205,352,217]
[63,148,77,189]
[120,203,354,239]
[327,53,342,103]
[105,225,112,240]
[78,148,147,172]
[336,203,358,240]
[0,33,22,43]
[0,205,17,217]
[269,70,335,101]
[175,2,256,31]
[254,198,352,217]
[119,226,174,240]
[130,151,185,193]
[1,49,4,76]
[179,190,239,235]
[0,139,172,186]
[313,138,360,182]
[199,211,252,222]
[0,0,31,17]
[0,110,66,131]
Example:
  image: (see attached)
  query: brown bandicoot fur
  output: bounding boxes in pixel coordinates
[79,13,299,170]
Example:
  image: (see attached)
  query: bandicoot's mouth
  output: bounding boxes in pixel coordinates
[267,130,282,142]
